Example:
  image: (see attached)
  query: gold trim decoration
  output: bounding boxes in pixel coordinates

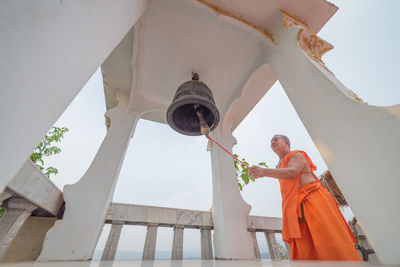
[280,10,333,73]
[105,115,111,130]
[197,0,277,45]
[348,90,367,104]
[281,10,308,30]
[297,29,333,67]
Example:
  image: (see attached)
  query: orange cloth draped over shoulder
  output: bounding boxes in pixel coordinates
[279,150,361,261]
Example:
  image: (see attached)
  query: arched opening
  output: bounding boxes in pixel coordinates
[112,118,212,258]
[43,68,107,189]
[233,81,355,220]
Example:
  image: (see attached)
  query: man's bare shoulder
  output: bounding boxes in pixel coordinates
[286,151,308,172]
[289,151,307,163]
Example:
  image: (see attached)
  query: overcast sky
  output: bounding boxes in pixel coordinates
[44,0,399,258]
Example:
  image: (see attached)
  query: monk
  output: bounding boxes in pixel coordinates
[248,135,361,261]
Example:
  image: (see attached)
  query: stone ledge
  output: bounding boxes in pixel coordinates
[6,160,63,216]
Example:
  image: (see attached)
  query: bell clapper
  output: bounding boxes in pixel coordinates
[195,107,210,137]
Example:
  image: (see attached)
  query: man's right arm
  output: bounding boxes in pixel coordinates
[249,152,307,180]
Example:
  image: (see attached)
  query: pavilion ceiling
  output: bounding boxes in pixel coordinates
[101,0,337,127]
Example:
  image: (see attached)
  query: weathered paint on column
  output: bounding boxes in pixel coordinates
[101,221,124,261]
[249,230,261,260]
[142,224,158,260]
[264,231,281,261]
[200,227,213,259]
[0,198,37,259]
[171,226,184,260]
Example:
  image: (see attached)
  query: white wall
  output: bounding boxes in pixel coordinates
[0,0,151,192]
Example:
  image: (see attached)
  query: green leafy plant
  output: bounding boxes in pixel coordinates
[0,207,4,218]
[30,126,69,178]
[234,154,268,191]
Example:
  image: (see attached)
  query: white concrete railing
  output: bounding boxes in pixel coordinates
[102,203,284,261]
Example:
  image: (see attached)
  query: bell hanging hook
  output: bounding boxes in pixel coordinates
[191,72,199,81]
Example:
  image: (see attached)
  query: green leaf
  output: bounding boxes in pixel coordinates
[233,153,269,191]
[45,167,59,178]
[241,173,249,184]
[29,125,68,178]
[234,163,239,171]
[238,183,243,191]
[0,207,4,218]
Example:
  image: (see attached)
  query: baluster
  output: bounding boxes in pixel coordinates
[171,225,184,260]
[101,221,124,260]
[142,223,159,260]
[249,229,261,260]
[264,231,282,261]
[200,227,213,259]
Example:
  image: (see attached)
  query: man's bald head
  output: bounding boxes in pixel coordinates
[272,134,290,148]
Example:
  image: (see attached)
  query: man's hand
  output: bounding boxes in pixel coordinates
[248,166,265,179]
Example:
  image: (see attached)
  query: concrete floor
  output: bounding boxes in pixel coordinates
[0,260,380,267]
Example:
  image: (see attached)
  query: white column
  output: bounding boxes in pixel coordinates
[209,125,255,259]
[263,16,400,264]
[200,227,213,260]
[171,226,184,260]
[101,221,124,261]
[39,92,140,260]
[142,224,158,260]
[0,0,150,193]
[264,231,281,261]
[0,198,37,260]
[249,230,261,260]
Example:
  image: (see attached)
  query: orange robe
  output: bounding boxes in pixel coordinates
[279,150,361,261]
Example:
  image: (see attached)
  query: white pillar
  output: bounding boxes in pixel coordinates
[38,92,140,260]
[200,227,213,260]
[209,125,255,259]
[263,16,400,264]
[0,198,37,260]
[0,0,150,193]
[101,221,124,261]
[142,224,158,260]
[171,226,184,260]
[249,230,261,260]
[264,231,281,261]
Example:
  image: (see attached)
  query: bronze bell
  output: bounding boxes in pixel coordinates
[166,73,220,136]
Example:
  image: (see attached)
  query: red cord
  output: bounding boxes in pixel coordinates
[207,136,249,169]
